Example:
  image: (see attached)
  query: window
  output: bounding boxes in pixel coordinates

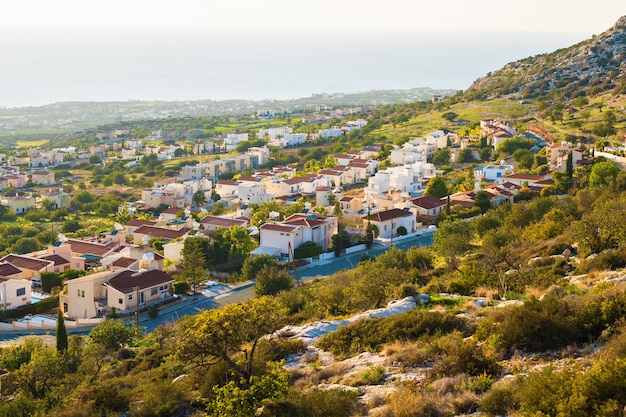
[118,298,123,304]
[16,288,25,297]
[128,294,133,301]
[77,289,85,298]
[151,287,158,296]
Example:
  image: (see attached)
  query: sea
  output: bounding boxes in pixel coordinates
[0,30,590,107]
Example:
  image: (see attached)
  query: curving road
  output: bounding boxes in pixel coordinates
[0,231,434,342]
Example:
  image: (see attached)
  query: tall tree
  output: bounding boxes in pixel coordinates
[433,219,473,269]
[176,296,287,387]
[56,309,68,352]
[424,175,448,198]
[177,237,208,295]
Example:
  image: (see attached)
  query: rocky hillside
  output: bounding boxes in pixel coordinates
[466,15,626,100]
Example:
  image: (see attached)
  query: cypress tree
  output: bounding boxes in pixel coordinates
[56,308,68,352]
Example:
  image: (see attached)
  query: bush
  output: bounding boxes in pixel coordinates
[258,388,362,417]
[254,266,294,296]
[396,226,407,236]
[479,382,519,416]
[172,281,190,295]
[294,241,323,259]
[147,305,159,319]
[41,272,63,294]
[317,310,469,357]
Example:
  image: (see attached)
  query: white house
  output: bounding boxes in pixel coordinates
[270,133,308,148]
[0,277,32,310]
[407,195,447,222]
[258,223,303,258]
[319,127,343,139]
[256,127,292,140]
[246,146,270,166]
[474,164,514,182]
[223,133,249,151]
[363,208,416,239]
[282,213,338,252]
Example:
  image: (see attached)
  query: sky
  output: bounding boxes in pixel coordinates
[0,1,623,107]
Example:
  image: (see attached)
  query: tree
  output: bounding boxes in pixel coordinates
[88,154,102,165]
[589,160,620,187]
[424,175,448,198]
[442,112,458,122]
[210,361,290,417]
[431,148,451,165]
[433,219,473,269]
[41,198,57,212]
[241,254,278,281]
[176,296,287,387]
[11,237,41,255]
[474,190,492,213]
[331,233,343,257]
[479,147,492,162]
[496,136,535,154]
[193,190,207,206]
[254,265,294,296]
[115,207,132,224]
[56,309,68,352]
[458,148,476,163]
[574,95,589,109]
[177,237,208,295]
[174,148,185,158]
[88,320,134,350]
[572,195,626,254]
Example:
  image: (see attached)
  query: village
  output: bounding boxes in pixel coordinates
[0,114,593,330]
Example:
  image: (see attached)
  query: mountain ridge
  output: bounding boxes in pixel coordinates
[466,15,626,100]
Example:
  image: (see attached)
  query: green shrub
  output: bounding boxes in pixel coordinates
[317,310,469,357]
[294,241,323,259]
[172,281,190,295]
[147,305,159,319]
[479,381,519,416]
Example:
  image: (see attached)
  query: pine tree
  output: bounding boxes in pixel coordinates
[56,308,68,352]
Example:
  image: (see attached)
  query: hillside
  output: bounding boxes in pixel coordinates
[466,16,626,100]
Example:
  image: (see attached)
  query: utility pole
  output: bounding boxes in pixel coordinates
[134,286,140,337]
[288,241,300,287]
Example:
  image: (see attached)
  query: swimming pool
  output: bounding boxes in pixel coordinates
[30,293,48,303]
[17,314,56,325]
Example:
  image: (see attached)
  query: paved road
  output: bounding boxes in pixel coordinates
[0,231,434,342]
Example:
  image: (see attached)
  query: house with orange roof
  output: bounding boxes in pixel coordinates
[362,208,415,240]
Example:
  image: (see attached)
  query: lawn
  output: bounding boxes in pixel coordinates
[16,139,50,148]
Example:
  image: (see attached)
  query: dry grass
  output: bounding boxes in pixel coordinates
[474,286,500,300]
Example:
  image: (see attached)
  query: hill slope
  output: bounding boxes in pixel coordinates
[466,15,626,100]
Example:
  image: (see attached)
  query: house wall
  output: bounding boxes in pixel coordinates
[64,271,115,319]
[0,279,31,310]
[259,227,303,257]
[106,283,172,312]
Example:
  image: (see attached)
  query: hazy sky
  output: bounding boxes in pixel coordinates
[1,1,623,107]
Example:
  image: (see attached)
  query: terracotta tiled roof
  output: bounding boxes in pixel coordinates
[133,226,190,240]
[67,239,118,257]
[111,257,137,268]
[40,254,70,266]
[366,208,413,222]
[503,174,547,181]
[0,262,22,278]
[260,223,300,233]
[0,254,52,271]
[200,216,248,228]
[126,219,157,227]
[410,195,446,210]
[106,269,174,294]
